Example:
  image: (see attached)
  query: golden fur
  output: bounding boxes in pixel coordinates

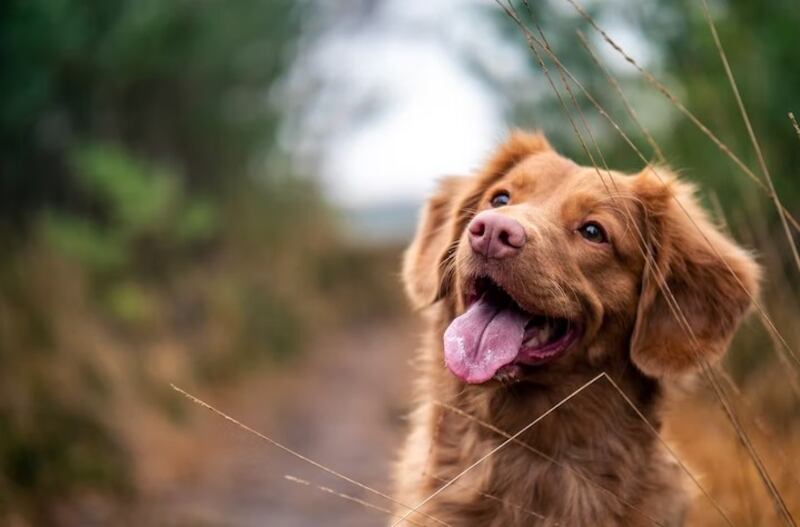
[392,131,760,526]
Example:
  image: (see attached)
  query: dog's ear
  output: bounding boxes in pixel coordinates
[630,169,760,377]
[403,130,553,309]
[402,176,468,308]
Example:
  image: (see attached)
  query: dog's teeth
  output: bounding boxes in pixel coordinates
[539,324,552,343]
[524,335,541,347]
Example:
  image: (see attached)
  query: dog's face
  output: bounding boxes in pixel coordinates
[404,131,759,385]
[446,149,645,383]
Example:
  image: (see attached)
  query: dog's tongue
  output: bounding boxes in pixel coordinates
[443,297,530,384]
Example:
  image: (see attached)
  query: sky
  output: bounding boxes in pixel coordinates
[279,0,654,211]
[280,0,526,209]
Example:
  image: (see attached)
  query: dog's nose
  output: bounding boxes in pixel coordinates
[468,211,526,259]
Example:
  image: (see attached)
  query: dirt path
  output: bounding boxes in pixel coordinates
[126,316,800,526]
[135,319,418,527]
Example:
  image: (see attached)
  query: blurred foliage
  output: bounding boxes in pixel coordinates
[42,144,217,323]
[0,392,132,524]
[45,145,216,273]
[498,0,800,215]
[2,0,799,524]
[0,0,301,224]
[494,0,800,378]
[651,0,800,209]
[0,0,402,525]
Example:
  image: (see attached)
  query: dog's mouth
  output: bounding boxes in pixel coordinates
[443,277,581,384]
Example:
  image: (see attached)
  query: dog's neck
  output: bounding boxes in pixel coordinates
[428,303,662,446]
[432,356,662,457]
[419,309,669,523]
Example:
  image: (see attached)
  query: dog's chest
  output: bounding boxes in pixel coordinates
[424,420,656,526]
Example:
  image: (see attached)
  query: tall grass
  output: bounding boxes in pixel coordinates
[166,3,800,523]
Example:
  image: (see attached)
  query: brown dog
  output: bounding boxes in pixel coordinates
[392,131,759,526]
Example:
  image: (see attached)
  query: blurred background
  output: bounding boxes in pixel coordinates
[1,0,799,525]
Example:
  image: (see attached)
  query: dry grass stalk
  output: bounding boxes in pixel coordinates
[423,471,550,523]
[717,193,800,391]
[561,0,800,234]
[516,0,736,500]
[496,3,789,522]
[790,113,800,140]
[577,14,796,514]
[282,475,427,527]
[715,368,800,488]
[389,373,606,526]
[522,0,800,439]
[169,384,453,527]
[708,197,800,402]
[415,394,552,523]
[574,29,667,164]
[171,5,800,523]
[434,400,665,526]
[502,0,800,379]
[698,0,800,276]
[666,389,800,525]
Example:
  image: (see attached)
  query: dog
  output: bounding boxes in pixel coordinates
[391,131,759,526]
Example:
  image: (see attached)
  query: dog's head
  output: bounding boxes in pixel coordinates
[403,131,759,384]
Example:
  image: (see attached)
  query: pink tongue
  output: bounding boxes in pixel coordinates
[443,297,531,384]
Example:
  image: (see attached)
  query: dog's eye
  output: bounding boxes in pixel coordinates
[490,191,510,208]
[578,222,608,244]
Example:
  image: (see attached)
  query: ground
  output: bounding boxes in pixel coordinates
[124,317,800,526]
[131,319,417,527]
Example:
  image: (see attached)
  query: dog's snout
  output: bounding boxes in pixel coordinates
[468,211,526,259]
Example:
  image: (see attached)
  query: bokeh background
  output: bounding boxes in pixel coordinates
[2,0,799,525]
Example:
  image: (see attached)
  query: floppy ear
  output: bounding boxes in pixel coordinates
[402,176,468,308]
[403,130,553,309]
[630,169,760,377]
